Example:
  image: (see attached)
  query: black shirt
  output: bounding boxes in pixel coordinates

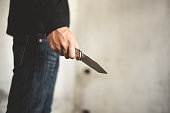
[7,0,70,36]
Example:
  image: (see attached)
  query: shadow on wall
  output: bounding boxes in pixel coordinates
[0,89,8,113]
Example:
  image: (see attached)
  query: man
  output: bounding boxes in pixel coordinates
[6,0,79,113]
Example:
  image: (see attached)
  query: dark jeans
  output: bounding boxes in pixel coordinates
[6,33,59,113]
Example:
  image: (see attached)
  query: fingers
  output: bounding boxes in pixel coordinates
[47,27,79,59]
[69,44,75,59]
[65,47,69,59]
[60,41,68,56]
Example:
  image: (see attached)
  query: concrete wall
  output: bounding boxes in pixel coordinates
[73,0,170,113]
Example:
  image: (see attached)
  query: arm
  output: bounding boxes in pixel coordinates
[35,0,67,34]
[34,0,79,59]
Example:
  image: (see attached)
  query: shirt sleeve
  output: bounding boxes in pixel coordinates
[35,0,68,35]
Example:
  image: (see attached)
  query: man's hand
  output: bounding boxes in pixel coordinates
[47,27,79,59]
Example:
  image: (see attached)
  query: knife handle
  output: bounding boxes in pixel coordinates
[75,48,82,61]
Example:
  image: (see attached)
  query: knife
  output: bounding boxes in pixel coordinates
[75,48,107,74]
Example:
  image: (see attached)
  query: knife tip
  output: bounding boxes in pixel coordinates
[104,72,108,74]
[100,70,108,74]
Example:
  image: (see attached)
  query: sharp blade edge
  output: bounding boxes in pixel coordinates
[81,53,107,74]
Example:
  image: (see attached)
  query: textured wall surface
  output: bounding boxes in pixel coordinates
[73,0,170,113]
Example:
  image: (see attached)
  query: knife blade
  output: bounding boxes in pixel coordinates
[75,48,107,74]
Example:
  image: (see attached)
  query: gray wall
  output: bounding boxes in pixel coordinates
[73,0,170,113]
[0,0,170,113]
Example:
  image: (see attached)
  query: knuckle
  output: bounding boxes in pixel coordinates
[61,41,67,49]
[68,38,74,44]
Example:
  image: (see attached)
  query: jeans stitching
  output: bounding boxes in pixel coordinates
[18,37,29,66]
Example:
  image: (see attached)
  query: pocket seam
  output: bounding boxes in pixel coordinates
[18,37,29,66]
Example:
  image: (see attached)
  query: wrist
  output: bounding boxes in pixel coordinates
[57,26,69,33]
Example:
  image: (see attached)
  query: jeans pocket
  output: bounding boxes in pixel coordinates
[13,37,29,66]
[37,34,58,57]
